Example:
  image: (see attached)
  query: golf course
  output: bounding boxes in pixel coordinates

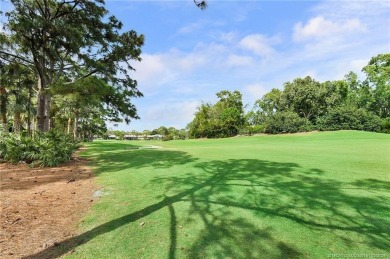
[52,130,390,258]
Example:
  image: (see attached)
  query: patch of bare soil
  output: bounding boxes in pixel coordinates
[0,154,96,258]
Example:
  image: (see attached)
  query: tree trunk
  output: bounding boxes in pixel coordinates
[73,111,79,140]
[36,77,51,132]
[13,111,21,133]
[27,85,32,136]
[67,117,72,134]
[43,93,51,131]
[0,86,7,133]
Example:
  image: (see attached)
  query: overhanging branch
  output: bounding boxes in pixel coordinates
[0,51,34,65]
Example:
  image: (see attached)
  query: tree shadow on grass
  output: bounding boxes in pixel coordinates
[23,155,390,258]
[82,142,198,175]
[171,160,390,257]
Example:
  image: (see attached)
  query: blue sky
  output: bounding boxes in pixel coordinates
[1,0,389,131]
[106,0,389,132]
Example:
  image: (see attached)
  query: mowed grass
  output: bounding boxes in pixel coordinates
[50,131,390,258]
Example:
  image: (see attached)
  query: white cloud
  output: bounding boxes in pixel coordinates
[134,49,208,94]
[312,0,390,19]
[293,16,364,42]
[298,70,318,79]
[349,59,369,71]
[239,34,278,57]
[143,100,200,128]
[243,84,268,102]
[219,31,237,43]
[226,54,254,67]
[136,54,166,82]
[331,58,370,80]
[178,22,203,34]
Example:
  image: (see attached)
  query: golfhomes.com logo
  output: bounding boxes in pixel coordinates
[327,254,387,258]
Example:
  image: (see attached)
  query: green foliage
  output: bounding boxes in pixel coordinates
[0,130,79,167]
[264,111,312,134]
[189,90,244,138]
[188,103,211,138]
[240,54,388,135]
[1,133,36,163]
[381,117,390,133]
[239,125,264,136]
[362,53,390,118]
[1,0,144,132]
[316,106,382,132]
[162,135,174,141]
[152,126,169,136]
[280,76,325,121]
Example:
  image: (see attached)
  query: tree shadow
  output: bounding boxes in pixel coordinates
[151,159,389,257]
[82,142,198,175]
[23,156,389,258]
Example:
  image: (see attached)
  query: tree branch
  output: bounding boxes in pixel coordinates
[193,0,207,10]
[0,50,34,65]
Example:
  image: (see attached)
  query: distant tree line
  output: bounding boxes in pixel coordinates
[188,53,390,138]
[105,126,188,141]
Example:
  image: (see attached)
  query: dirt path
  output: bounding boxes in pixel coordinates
[0,155,97,258]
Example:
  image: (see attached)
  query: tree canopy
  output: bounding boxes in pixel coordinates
[188,53,389,138]
[188,90,244,138]
[1,0,144,132]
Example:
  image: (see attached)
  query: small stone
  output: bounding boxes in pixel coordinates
[140,222,145,226]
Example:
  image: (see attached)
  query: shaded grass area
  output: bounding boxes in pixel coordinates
[24,131,390,258]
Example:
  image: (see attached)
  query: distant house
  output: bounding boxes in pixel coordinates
[108,134,117,139]
[124,135,139,140]
[149,134,163,140]
[122,134,163,140]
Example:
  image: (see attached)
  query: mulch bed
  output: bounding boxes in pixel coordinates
[0,155,97,258]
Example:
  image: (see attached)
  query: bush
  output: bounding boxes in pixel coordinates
[0,133,7,161]
[380,117,390,133]
[317,106,382,132]
[2,134,37,164]
[239,125,264,135]
[0,129,79,167]
[264,111,312,134]
[162,134,174,141]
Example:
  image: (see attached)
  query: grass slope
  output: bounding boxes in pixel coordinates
[44,131,390,258]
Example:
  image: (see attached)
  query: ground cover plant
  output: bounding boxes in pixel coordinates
[0,130,79,167]
[27,131,390,258]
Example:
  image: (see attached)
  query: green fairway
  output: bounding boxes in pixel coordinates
[54,131,390,258]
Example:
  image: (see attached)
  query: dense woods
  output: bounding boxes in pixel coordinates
[188,53,390,138]
[0,0,144,136]
[0,0,144,166]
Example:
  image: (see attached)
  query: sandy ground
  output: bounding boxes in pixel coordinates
[0,154,96,258]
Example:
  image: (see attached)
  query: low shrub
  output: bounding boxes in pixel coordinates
[380,117,390,133]
[162,135,174,141]
[0,129,79,167]
[264,111,312,134]
[239,125,264,135]
[317,106,382,132]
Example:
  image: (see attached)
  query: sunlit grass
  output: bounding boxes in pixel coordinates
[38,131,390,258]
